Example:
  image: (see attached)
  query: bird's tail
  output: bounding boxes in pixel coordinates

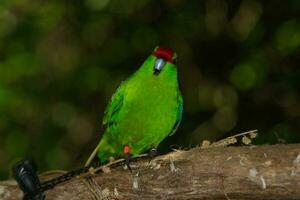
[85,142,101,167]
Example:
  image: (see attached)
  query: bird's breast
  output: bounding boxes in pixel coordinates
[120,78,178,134]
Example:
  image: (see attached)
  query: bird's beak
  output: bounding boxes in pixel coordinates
[153,58,166,75]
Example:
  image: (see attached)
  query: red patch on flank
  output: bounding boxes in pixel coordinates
[153,46,174,63]
[123,145,131,154]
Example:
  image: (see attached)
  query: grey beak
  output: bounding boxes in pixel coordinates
[154,58,166,75]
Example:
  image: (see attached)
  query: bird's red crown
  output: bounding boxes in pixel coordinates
[153,46,176,64]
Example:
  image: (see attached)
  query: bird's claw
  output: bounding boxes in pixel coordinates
[148,148,157,159]
[124,153,133,172]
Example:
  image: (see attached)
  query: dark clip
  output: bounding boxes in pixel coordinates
[12,158,45,200]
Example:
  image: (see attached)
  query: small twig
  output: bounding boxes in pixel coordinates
[201,129,258,148]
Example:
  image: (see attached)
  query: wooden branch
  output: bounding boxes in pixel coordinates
[1,144,300,200]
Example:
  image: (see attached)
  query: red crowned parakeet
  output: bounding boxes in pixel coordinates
[86,46,183,165]
[11,47,183,198]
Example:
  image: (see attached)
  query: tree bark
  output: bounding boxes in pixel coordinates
[1,144,300,200]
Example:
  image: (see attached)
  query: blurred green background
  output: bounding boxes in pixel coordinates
[0,0,299,179]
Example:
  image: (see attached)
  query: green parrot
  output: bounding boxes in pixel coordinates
[86,46,183,165]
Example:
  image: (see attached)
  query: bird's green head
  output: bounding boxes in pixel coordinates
[152,46,177,76]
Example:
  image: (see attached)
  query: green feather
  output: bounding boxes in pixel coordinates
[169,91,183,136]
[96,55,183,162]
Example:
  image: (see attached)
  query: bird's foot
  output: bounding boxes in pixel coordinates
[148,148,158,159]
[123,145,133,172]
[124,153,133,172]
[147,148,158,165]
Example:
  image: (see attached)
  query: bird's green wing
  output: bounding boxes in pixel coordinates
[169,90,183,136]
[102,81,126,129]
[86,82,126,166]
